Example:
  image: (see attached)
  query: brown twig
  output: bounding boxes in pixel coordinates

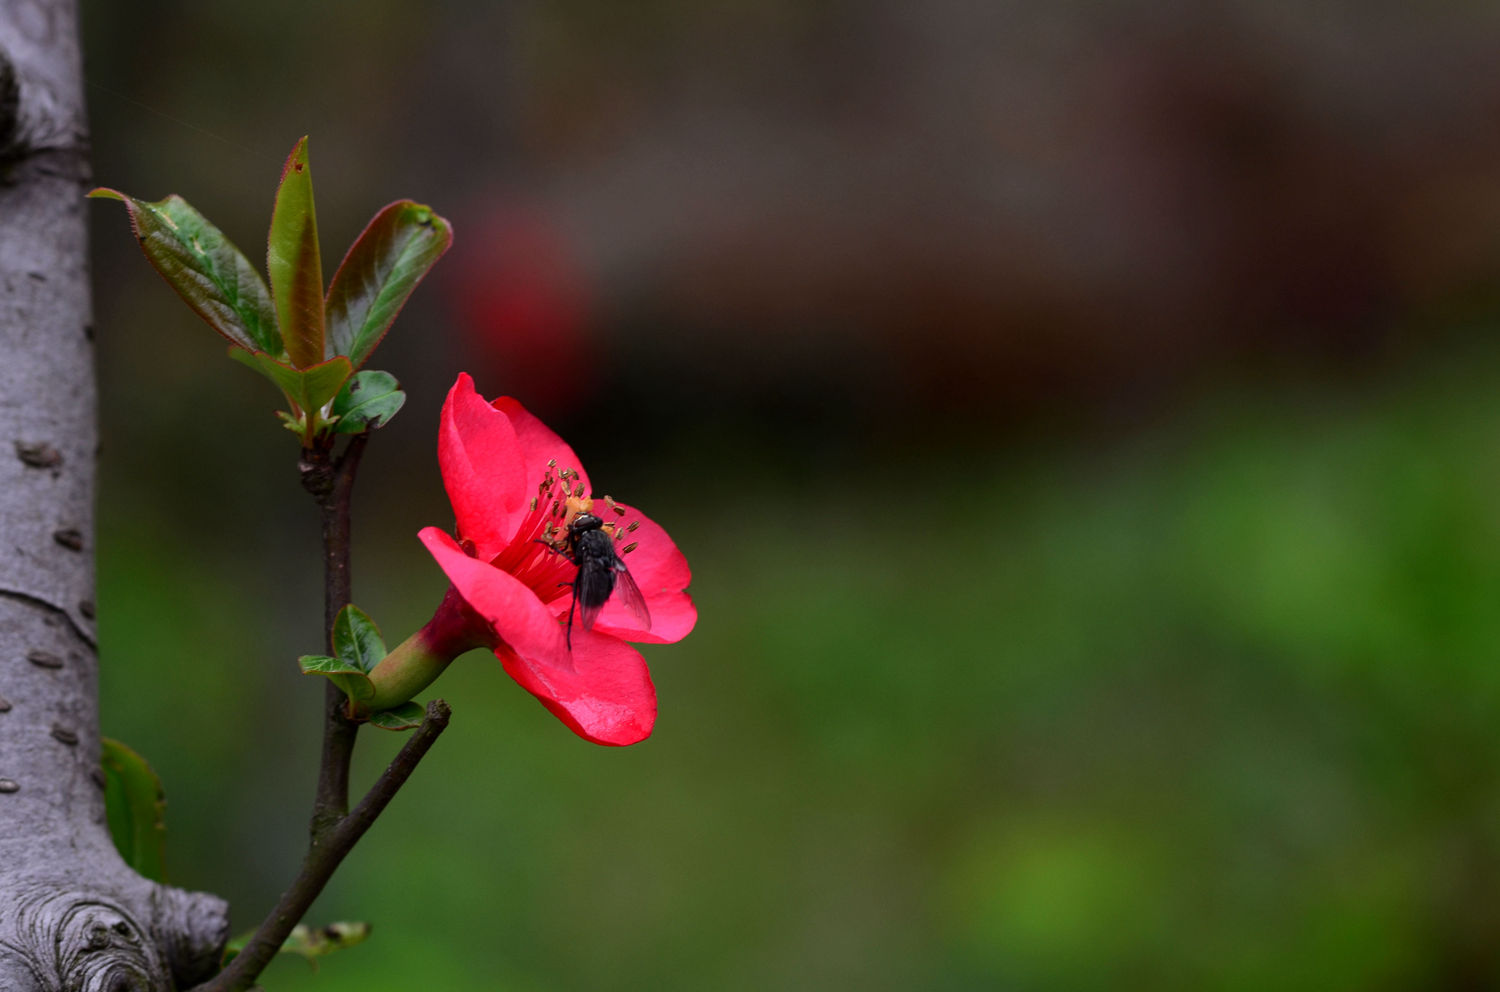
[192,431,453,991]
[191,700,452,992]
[301,433,369,841]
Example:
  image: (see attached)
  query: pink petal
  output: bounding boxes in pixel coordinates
[592,502,697,644]
[490,395,592,496]
[438,373,529,555]
[424,527,654,744]
[496,627,657,745]
[419,527,566,663]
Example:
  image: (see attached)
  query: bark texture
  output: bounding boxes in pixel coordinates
[0,2,228,988]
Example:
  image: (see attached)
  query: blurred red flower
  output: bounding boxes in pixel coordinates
[419,373,695,745]
[448,203,593,413]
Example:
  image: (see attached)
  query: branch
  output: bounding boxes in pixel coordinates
[301,433,370,840]
[192,699,452,992]
[189,436,455,992]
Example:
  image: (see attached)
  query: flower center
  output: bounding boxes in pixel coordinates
[489,459,642,611]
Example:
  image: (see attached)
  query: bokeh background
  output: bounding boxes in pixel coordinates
[78,1,1500,988]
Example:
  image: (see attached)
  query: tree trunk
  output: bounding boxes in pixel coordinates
[0,2,227,988]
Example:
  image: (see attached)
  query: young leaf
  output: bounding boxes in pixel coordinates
[325,200,452,368]
[88,189,282,354]
[221,921,370,969]
[330,370,406,434]
[298,654,376,704]
[267,136,326,368]
[281,922,372,969]
[366,701,425,732]
[231,350,352,415]
[100,737,169,883]
[332,604,387,673]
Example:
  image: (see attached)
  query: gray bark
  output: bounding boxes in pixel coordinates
[0,2,228,989]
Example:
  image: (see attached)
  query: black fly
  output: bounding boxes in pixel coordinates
[561,512,650,647]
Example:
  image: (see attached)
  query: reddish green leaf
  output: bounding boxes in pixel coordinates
[325,200,452,368]
[267,136,325,368]
[230,349,351,415]
[89,189,281,354]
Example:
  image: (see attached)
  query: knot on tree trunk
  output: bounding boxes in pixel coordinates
[0,38,90,182]
[0,878,227,991]
[151,886,230,990]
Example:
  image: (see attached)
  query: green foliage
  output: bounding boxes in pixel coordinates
[333,604,388,674]
[223,921,371,970]
[85,189,281,354]
[298,653,376,705]
[266,136,326,369]
[300,605,423,731]
[366,702,425,732]
[300,605,387,704]
[100,738,168,883]
[230,350,352,437]
[281,922,372,968]
[91,136,449,446]
[331,370,406,434]
[326,200,453,369]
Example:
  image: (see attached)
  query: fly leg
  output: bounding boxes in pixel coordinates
[559,580,577,649]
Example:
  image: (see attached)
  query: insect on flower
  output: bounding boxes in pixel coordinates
[551,511,651,648]
[405,373,694,745]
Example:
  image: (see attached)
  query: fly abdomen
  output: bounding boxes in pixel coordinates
[573,528,620,609]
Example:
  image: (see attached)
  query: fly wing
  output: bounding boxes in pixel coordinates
[612,557,653,632]
[573,563,615,634]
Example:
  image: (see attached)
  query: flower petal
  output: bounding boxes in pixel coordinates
[496,628,657,745]
[419,526,566,662]
[591,502,697,645]
[438,373,529,555]
[491,395,591,496]
[424,527,654,744]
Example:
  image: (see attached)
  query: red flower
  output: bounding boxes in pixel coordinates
[414,373,695,745]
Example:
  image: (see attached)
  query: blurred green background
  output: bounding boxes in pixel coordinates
[78,1,1500,989]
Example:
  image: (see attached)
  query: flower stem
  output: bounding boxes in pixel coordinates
[361,585,490,714]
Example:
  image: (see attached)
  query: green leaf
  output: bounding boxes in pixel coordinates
[267,136,325,368]
[275,409,304,434]
[100,738,168,883]
[332,604,387,673]
[222,921,370,969]
[282,922,372,968]
[299,654,375,703]
[330,370,406,434]
[325,200,452,368]
[366,701,425,732]
[89,188,281,354]
[230,350,351,415]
